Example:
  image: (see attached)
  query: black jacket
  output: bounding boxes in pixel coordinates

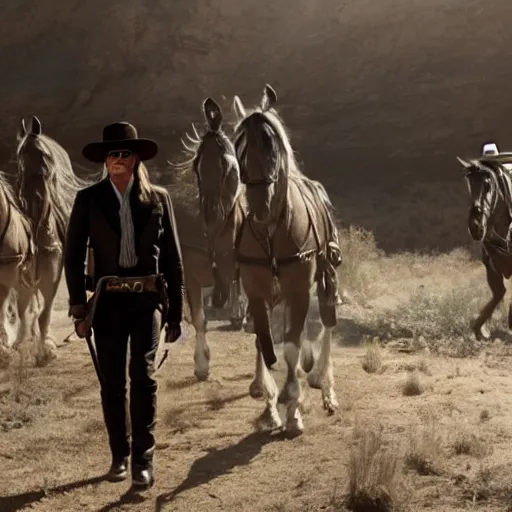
[64,178,184,324]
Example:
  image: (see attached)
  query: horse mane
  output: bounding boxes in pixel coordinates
[234,106,335,212]
[171,123,242,210]
[17,132,91,243]
[174,123,239,178]
[0,171,27,215]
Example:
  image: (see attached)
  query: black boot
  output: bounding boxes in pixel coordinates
[107,456,129,482]
[132,461,154,490]
[130,383,157,490]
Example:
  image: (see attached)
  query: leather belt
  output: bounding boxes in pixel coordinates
[103,275,161,294]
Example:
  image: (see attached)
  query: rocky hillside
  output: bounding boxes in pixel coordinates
[3,0,512,251]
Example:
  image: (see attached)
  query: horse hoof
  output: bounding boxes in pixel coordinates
[323,395,339,416]
[253,407,282,431]
[35,349,57,367]
[286,417,304,436]
[474,325,490,342]
[44,337,57,351]
[306,370,323,390]
[194,369,210,382]
[249,381,263,399]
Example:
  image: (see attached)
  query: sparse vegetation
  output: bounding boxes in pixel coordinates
[345,425,404,512]
[402,371,424,396]
[362,341,383,374]
[4,224,512,511]
[452,431,490,459]
[480,409,490,422]
[205,387,225,411]
[398,357,431,375]
[337,226,383,305]
[459,466,512,505]
[384,284,492,342]
[405,414,444,476]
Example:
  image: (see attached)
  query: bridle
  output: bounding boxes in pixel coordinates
[466,165,498,227]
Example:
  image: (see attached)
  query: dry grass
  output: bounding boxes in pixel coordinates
[0,350,46,433]
[205,387,225,411]
[5,224,512,511]
[452,431,490,459]
[480,409,490,422]
[336,227,507,357]
[345,425,405,512]
[362,341,383,374]
[405,413,444,476]
[398,357,431,375]
[337,226,383,305]
[402,371,424,396]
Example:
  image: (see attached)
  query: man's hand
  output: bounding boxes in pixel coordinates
[165,322,182,343]
[74,318,88,339]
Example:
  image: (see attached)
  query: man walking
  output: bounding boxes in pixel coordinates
[64,122,184,489]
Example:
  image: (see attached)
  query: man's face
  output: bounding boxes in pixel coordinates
[105,149,138,178]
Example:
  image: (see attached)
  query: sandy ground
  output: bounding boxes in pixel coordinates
[2,242,512,511]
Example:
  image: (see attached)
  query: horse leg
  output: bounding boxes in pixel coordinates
[12,285,40,363]
[36,253,62,357]
[186,278,210,381]
[278,290,309,435]
[0,285,16,367]
[306,324,338,414]
[227,279,243,330]
[248,297,281,430]
[472,260,505,341]
[300,303,315,373]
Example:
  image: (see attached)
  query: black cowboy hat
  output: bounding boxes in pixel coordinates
[82,122,158,163]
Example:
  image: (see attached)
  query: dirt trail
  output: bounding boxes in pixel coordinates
[2,268,512,511]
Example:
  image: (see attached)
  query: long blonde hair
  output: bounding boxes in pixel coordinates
[102,159,158,205]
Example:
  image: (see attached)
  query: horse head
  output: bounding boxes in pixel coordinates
[457,156,505,242]
[232,84,291,225]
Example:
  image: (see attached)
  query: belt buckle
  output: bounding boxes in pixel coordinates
[132,281,144,293]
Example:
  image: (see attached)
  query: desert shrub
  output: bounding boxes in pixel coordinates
[362,341,383,374]
[346,425,405,512]
[338,226,383,304]
[405,414,444,475]
[452,431,490,459]
[402,371,424,396]
[379,281,503,345]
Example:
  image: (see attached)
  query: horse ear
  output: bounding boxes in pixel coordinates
[17,117,27,141]
[456,156,472,169]
[30,116,42,135]
[261,84,277,111]
[233,95,246,120]
[202,97,222,131]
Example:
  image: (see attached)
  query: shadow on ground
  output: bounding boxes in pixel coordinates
[154,431,280,510]
[0,476,104,512]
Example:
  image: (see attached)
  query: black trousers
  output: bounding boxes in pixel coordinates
[92,292,161,467]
